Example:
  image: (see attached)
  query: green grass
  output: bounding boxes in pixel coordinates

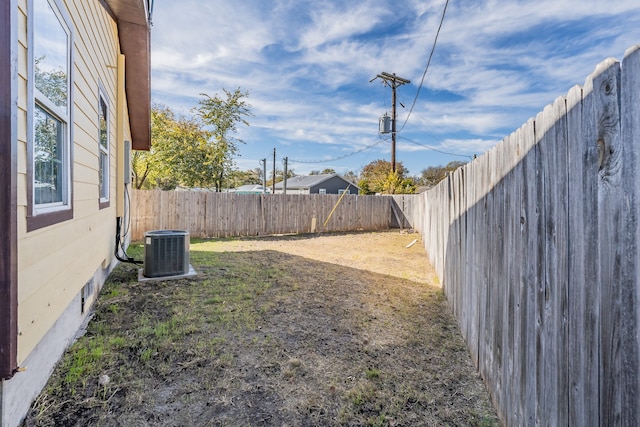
[365,367,381,379]
[25,234,499,427]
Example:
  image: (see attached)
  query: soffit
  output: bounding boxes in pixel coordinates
[102,0,151,150]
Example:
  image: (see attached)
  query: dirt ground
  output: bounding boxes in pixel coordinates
[24,231,498,426]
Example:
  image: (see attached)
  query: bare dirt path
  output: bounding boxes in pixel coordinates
[25,231,497,426]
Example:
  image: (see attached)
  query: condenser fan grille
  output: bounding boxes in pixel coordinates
[143,230,190,278]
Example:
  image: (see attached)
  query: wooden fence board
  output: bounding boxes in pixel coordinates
[501,131,517,425]
[593,58,624,425]
[409,51,640,426]
[129,192,396,240]
[492,140,505,416]
[479,150,496,413]
[566,80,597,427]
[463,161,479,369]
[510,134,523,424]
[518,119,537,426]
[539,95,570,425]
[620,45,640,427]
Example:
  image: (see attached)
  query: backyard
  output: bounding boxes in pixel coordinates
[24,231,498,426]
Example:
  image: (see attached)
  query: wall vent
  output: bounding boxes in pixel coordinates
[81,279,95,314]
[143,230,190,278]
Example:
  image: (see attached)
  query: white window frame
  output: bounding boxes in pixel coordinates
[319,188,327,195]
[29,0,73,218]
[338,189,350,195]
[98,85,110,204]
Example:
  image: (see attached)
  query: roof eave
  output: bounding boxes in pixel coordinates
[102,0,151,150]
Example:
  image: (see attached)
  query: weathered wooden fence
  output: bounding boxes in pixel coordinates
[127,47,640,426]
[402,47,640,425]
[129,190,396,240]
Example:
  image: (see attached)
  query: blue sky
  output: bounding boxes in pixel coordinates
[150,0,640,177]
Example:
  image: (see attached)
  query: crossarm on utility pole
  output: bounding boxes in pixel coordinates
[370,72,410,173]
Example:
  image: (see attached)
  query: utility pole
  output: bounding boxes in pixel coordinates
[272,148,276,194]
[283,157,288,195]
[260,158,267,193]
[370,72,410,173]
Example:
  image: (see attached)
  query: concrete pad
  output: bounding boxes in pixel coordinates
[137,265,197,282]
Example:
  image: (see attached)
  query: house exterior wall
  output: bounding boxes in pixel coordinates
[274,175,359,195]
[1,0,133,425]
[273,187,311,194]
[17,0,123,366]
[309,176,356,194]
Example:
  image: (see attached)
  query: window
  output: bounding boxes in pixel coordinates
[98,88,109,205]
[29,0,73,228]
[319,188,326,195]
[338,189,350,195]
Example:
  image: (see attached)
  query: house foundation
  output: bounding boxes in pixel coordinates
[0,260,117,427]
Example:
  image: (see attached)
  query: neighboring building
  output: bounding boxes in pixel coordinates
[0,1,152,426]
[273,174,360,195]
[232,184,271,194]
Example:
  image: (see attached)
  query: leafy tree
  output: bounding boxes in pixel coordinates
[383,171,416,195]
[309,169,335,175]
[343,170,359,185]
[358,159,415,194]
[266,168,296,186]
[132,104,213,190]
[418,160,467,188]
[227,168,262,189]
[155,105,219,188]
[132,89,252,191]
[195,88,252,191]
[131,150,152,189]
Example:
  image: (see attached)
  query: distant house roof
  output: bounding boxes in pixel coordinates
[102,0,151,150]
[274,173,358,190]
[234,184,270,194]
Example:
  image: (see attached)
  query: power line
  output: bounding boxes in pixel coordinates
[398,136,474,159]
[290,139,388,164]
[398,0,450,133]
[396,91,468,154]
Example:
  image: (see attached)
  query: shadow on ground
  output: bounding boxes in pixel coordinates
[24,232,498,426]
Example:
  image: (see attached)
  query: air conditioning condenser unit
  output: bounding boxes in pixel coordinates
[143,230,190,278]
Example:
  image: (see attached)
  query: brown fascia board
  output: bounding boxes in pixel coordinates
[1,0,19,380]
[102,0,151,150]
[119,20,151,150]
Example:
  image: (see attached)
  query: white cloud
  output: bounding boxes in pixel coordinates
[150,0,640,174]
[297,2,392,49]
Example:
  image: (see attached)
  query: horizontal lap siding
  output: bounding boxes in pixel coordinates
[16,0,123,362]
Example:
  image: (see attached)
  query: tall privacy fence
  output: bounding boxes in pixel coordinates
[127,48,639,425]
[129,190,397,241]
[402,47,640,425]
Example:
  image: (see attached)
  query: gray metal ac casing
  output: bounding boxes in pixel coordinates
[143,230,190,278]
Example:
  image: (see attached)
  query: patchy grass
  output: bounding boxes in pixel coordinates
[24,231,498,426]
